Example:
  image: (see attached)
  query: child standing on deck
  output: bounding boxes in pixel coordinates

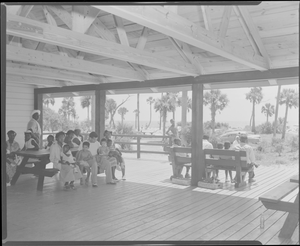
[60,144,82,190]
[75,141,95,185]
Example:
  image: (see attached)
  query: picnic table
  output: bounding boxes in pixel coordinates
[10,148,79,191]
[259,173,299,238]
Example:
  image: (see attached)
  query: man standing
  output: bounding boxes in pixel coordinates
[27,110,41,147]
[166,119,178,142]
[234,135,258,183]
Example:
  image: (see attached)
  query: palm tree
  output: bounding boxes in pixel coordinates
[43,97,55,108]
[168,93,179,120]
[80,96,91,121]
[146,96,155,129]
[177,96,192,112]
[261,103,275,123]
[273,85,281,137]
[203,90,229,133]
[154,93,174,137]
[70,108,77,122]
[133,109,139,129]
[106,96,131,129]
[279,88,299,139]
[58,97,75,121]
[246,87,263,133]
[118,107,128,126]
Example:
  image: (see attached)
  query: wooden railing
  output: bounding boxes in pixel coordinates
[42,132,172,159]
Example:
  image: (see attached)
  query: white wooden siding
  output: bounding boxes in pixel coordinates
[6,82,34,146]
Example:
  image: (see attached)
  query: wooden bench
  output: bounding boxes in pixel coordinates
[259,177,299,238]
[203,149,252,188]
[165,146,191,180]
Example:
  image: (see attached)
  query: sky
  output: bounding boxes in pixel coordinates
[49,84,299,129]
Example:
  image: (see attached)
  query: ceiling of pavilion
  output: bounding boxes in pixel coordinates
[5,3,299,94]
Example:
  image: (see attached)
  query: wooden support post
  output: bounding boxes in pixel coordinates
[34,91,43,148]
[191,83,204,186]
[95,90,106,141]
[137,136,141,159]
[181,90,188,129]
[91,94,95,131]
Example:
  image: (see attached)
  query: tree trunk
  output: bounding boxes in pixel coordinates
[282,102,289,140]
[273,85,281,137]
[173,109,175,121]
[87,105,90,121]
[147,104,152,129]
[121,116,124,126]
[266,114,268,123]
[249,111,253,127]
[162,109,166,137]
[251,101,256,133]
[159,111,162,130]
[211,106,216,134]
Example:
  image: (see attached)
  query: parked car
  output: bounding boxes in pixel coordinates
[219,131,261,144]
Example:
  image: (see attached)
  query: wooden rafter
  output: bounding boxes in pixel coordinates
[9,5,33,46]
[6,45,145,81]
[6,62,104,84]
[46,5,72,29]
[7,74,63,87]
[218,6,232,38]
[236,6,270,66]
[93,6,269,70]
[7,14,197,76]
[201,6,213,31]
[113,15,147,80]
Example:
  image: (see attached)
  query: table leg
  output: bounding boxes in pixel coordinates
[36,158,47,191]
[10,156,29,186]
[278,192,299,238]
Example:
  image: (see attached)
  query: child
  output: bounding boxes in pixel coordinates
[75,141,95,185]
[44,135,54,150]
[107,139,126,180]
[22,130,39,151]
[60,144,82,190]
[97,138,118,181]
[221,141,234,183]
[171,138,191,179]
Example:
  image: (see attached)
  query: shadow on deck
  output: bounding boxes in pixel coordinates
[4,153,299,244]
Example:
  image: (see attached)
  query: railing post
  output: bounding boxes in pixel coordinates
[137,136,141,159]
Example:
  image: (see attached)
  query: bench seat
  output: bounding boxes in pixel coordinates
[259,181,299,214]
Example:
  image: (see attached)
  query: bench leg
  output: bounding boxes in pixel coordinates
[36,158,48,191]
[278,193,299,238]
[10,157,29,186]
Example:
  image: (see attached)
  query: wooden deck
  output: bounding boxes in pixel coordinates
[5,153,299,244]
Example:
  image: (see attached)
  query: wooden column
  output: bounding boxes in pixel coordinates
[181,90,188,127]
[34,91,43,148]
[95,90,106,141]
[191,83,204,186]
[91,94,95,131]
[273,85,281,137]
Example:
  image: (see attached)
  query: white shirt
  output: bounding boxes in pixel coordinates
[87,140,101,156]
[27,118,41,135]
[235,143,256,164]
[203,139,213,150]
[232,140,240,149]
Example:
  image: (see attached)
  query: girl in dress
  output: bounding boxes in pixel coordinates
[60,144,82,190]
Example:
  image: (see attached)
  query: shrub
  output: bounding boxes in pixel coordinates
[274,143,284,156]
[181,125,192,146]
[210,134,221,149]
[117,137,133,150]
[256,139,270,153]
[287,135,299,152]
[275,159,287,164]
[256,122,273,134]
[115,122,135,135]
[271,137,283,147]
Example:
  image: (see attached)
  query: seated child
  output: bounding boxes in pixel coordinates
[107,139,126,180]
[219,141,234,183]
[61,144,82,189]
[44,135,54,150]
[75,141,95,185]
[171,138,190,179]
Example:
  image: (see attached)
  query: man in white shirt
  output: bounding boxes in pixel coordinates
[203,135,213,150]
[27,110,41,147]
[234,135,258,183]
[86,132,100,187]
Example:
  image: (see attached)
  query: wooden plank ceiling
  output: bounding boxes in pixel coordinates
[5,2,299,93]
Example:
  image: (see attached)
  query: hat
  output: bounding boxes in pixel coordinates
[24,130,32,134]
[31,110,40,117]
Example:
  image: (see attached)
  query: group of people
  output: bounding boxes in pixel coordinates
[5,109,126,190]
[171,132,258,184]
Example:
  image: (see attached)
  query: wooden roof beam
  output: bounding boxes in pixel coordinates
[201,6,213,31]
[218,6,232,38]
[113,15,148,80]
[150,88,159,93]
[268,79,277,85]
[7,14,197,76]
[7,74,63,87]
[236,6,271,67]
[6,45,145,81]
[46,5,72,29]
[93,6,269,71]
[6,61,104,84]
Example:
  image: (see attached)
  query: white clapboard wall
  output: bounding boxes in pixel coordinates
[6,82,34,147]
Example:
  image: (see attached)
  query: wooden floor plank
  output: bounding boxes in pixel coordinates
[5,154,298,244]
